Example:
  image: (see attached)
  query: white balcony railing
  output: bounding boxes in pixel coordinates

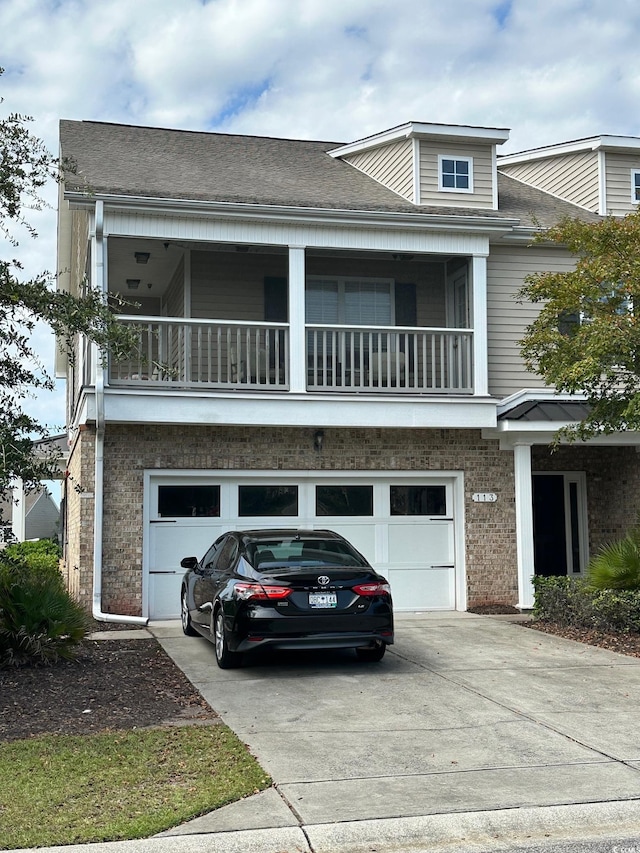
[109,318,473,394]
[110,317,289,389]
[306,325,473,393]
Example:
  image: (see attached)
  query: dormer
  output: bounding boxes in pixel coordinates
[329,121,510,210]
[498,135,640,217]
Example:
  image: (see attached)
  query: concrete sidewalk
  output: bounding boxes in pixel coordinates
[13,614,640,852]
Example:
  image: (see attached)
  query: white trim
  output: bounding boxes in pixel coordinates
[631,169,640,205]
[499,134,640,166]
[329,122,509,159]
[598,150,607,214]
[101,389,497,429]
[438,155,474,194]
[514,444,534,609]
[412,138,421,205]
[491,145,498,209]
[68,193,518,236]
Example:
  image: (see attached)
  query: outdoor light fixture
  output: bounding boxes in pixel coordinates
[314,429,324,451]
[126,279,140,290]
[134,252,150,264]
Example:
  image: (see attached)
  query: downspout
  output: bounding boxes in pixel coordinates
[91,200,147,625]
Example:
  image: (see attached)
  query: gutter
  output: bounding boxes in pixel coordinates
[91,199,148,626]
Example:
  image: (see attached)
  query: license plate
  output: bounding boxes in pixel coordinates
[309,592,337,608]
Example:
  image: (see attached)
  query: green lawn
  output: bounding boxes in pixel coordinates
[0,725,271,849]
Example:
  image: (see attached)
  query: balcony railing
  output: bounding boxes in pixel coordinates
[306,325,473,393]
[109,317,289,389]
[109,318,473,394]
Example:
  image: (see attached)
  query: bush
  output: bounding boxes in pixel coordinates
[0,540,89,667]
[532,575,640,634]
[586,528,640,591]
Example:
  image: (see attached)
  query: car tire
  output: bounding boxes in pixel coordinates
[181,589,198,636]
[213,608,241,669]
[355,641,386,662]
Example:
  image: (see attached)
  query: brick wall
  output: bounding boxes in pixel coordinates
[95,424,518,615]
[62,427,95,608]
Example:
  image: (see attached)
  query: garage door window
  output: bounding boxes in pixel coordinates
[158,485,220,517]
[238,485,298,517]
[390,485,446,516]
[316,485,374,516]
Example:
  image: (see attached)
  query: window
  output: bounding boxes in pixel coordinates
[316,485,374,516]
[238,485,298,517]
[158,485,220,517]
[306,277,394,326]
[390,485,447,516]
[632,170,640,204]
[438,156,473,193]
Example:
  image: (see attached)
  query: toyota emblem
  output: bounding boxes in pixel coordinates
[317,575,330,586]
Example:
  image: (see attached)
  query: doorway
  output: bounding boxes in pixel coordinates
[532,473,587,577]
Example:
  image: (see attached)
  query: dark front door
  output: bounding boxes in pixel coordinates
[532,475,567,577]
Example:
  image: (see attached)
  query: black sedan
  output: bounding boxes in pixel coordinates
[180,529,393,668]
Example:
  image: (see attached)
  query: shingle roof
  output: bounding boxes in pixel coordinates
[60,120,601,227]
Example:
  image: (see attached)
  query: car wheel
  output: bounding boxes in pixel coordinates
[355,641,386,662]
[213,608,241,669]
[181,589,198,636]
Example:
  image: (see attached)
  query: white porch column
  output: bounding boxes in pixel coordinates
[471,254,489,397]
[514,442,535,609]
[288,246,306,393]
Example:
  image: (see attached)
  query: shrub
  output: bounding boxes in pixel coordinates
[532,575,640,634]
[586,528,640,591]
[0,540,89,667]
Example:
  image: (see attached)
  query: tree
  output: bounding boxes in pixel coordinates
[519,209,640,441]
[0,70,136,494]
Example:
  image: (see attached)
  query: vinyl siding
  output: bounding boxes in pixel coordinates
[343,139,414,202]
[498,151,600,212]
[604,153,640,216]
[420,140,494,209]
[487,244,576,397]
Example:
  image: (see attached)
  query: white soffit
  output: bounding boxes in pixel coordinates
[499,135,640,166]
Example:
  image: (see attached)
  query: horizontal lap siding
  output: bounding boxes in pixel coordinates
[498,151,599,211]
[487,245,575,397]
[190,251,287,320]
[344,139,414,201]
[605,153,640,216]
[420,140,493,209]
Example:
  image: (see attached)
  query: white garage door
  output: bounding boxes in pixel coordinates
[144,473,460,619]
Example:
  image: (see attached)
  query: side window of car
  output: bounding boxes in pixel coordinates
[201,536,225,572]
[216,537,239,573]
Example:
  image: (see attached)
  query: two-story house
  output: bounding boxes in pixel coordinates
[55,119,640,624]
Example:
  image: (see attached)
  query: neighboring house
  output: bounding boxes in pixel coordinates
[0,488,60,544]
[55,119,640,622]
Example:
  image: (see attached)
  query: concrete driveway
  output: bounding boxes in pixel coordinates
[148,613,640,851]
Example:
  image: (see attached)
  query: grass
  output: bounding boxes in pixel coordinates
[0,725,271,849]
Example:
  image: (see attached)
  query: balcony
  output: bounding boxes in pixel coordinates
[109,318,473,394]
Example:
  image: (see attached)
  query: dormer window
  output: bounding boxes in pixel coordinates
[632,170,640,203]
[438,155,473,193]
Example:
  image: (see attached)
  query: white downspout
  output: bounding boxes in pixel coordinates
[91,200,147,625]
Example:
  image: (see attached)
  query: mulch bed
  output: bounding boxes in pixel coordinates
[0,637,218,743]
[525,620,640,658]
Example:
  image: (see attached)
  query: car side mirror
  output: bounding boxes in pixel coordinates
[180,556,198,570]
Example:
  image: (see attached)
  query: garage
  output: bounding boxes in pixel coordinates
[143,471,464,619]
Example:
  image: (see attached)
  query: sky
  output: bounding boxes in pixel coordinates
[2,0,640,449]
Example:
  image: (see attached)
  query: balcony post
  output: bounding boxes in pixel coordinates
[289,245,306,393]
[471,254,488,396]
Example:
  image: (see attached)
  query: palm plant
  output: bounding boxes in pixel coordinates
[587,526,640,590]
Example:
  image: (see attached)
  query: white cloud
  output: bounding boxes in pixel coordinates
[1,0,640,432]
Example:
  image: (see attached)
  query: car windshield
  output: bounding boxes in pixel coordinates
[248,538,368,569]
